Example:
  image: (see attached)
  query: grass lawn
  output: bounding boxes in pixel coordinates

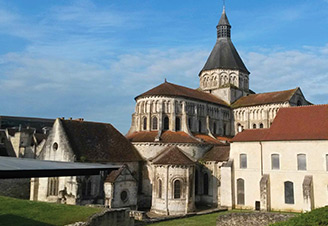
[0,196,103,226]
[149,210,251,226]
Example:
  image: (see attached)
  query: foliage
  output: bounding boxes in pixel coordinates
[271,207,328,226]
[0,195,102,226]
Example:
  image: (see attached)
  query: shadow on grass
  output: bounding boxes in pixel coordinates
[0,214,54,226]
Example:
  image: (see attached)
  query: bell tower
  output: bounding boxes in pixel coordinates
[199,6,250,104]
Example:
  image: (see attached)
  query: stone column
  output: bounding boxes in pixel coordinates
[303,175,313,212]
[185,166,190,214]
[260,174,270,211]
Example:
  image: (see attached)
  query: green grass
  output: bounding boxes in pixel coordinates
[149,210,251,226]
[0,195,103,226]
[271,206,328,226]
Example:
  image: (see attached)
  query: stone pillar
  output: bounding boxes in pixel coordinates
[165,166,169,215]
[220,160,233,209]
[185,167,190,214]
[260,174,270,211]
[170,101,176,131]
[303,175,313,212]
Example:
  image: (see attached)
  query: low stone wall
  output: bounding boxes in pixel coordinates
[67,208,134,226]
[0,178,30,199]
[216,212,295,226]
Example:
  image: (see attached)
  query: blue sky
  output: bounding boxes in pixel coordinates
[0,0,328,134]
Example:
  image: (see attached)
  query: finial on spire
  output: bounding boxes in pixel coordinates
[223,0,226,12]
[164,78,167,83]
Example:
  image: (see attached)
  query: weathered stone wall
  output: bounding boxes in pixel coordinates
[216,212,295,226]
[0,178,30,199]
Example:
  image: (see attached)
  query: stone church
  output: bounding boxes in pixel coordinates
[27,6,326,215]
[125,7,310,215]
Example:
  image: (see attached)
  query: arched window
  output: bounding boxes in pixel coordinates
[284,181,294,204]
[174,180,181,199]
[188,118,192,131]
[158,179,162,198]
[213,122,217,134]
[240,154,247,169]
[175,117,181,131]
[152,117,158,130]
[195,170,199,195]
[253,124,257,129]
[297,100,302,106]
[47,177,59,196]
[223,123,227,135]
[237,178,245,205]
[198,120,202,133]
[163,116,169,130]
[259,123,264,129]
[143,117,147,130]
[237,123,242,133]
[271,154,280,170]
[203,173,209,195]
[297,154,307,170]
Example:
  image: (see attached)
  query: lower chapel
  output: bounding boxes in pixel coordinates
[1,7,328,215]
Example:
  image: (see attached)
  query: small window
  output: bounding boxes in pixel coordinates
[253,124,257,129]
[158,179,162,198]
[297,100,302,106]
[188,118,192,130]
[284,181,294,204]
[53,142,58,151]
[143,117,147,130]
[120,190,128,202]
[240,154,247,169]
[152,117,158,130]
[47,177,59,196]
[213,122,217,134]
[297,154,307,171]
[174,180,181,199]
[271,154,280,170]
[237,178,245,205]
[259,123,264,128]
[198,120,202,133]
[175,117,181,131]
[163,116,169,130]
[195,170,199,195]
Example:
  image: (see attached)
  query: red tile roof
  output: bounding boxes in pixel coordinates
[231,88,298,108]
[232,105,328,142]
[60,119,142,162]
[200,145,230,162]
[126,131,224,144]
[152,146,194,165]
[135,81,229,106]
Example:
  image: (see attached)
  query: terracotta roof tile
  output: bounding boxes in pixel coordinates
[135,82,229,107]
[200,145,230,162]
[232,105,328,142]
[60,119,142,163]
[152,146,194,165]
[126,131,224,144]
[231,88,298,108]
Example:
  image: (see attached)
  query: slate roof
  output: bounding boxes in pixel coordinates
[60,119,142,163]
[200,145,230,162]
[126,131,224,145]
[218,9,230,26]
[232,105,328,142]
[135,81,229,107]
[231,88,298,108]
[152,146,194,165]
[105,165,125,183]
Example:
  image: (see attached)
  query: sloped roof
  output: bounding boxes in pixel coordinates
[200,35,249,74]
[232,105,328,142]
[152,146,194,165]
[200,145,230,162]
[135,81,229,107]
[218,9,230,26]
[105,165,136,183]
[232,88,298,108]
[60,119,142,162]
[126,131,224,145]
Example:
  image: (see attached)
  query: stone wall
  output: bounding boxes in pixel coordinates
[216,212,295,226]
[0,178,30,199]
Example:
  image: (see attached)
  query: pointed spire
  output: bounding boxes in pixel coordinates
[217,4,231,38]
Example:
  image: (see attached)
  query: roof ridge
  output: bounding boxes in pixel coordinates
[248,87,298,96]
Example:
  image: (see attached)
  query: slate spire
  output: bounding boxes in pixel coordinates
[217,7,231,38]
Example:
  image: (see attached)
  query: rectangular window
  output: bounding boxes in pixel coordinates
[271,154,280,170]
[284,181,294,204]
[240,154,247,169]
[297,154,307,171]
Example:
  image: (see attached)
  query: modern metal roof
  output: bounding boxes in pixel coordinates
[0,157,120,179]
